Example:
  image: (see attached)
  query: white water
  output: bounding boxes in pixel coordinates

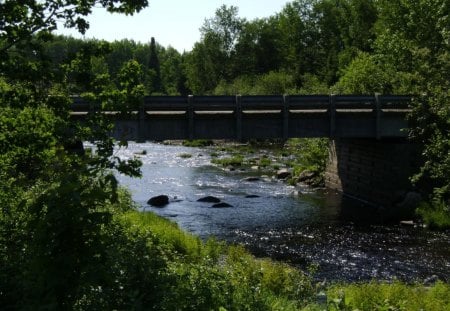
[112,142,450,283]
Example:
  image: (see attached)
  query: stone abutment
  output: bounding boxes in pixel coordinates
[325,138,421,214]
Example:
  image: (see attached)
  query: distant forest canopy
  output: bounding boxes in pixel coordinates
[40,0,448,97]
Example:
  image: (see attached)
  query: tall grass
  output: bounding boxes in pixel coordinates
[416,200,450,229]
[118,210,315,310]
[321,281,450,311]
[116,202,450,311]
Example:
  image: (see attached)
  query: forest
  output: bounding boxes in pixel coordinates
[0,0,449,309]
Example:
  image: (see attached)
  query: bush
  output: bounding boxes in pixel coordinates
[416,200,450,230]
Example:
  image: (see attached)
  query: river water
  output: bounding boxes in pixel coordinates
[114,142,449,283]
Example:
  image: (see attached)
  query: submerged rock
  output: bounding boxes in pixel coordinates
[242,176,260,182]
[197,196,221,203]
[147,195,169,207]
[212,202,233,208]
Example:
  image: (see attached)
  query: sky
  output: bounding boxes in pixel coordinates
[56,0,291,52]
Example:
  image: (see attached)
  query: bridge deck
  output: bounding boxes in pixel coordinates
[70,95,411,141]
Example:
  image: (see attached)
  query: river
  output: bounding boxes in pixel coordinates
[113,142,449,283]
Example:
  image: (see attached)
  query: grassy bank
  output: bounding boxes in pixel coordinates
[119,209,449,311]
[119,210,315,310]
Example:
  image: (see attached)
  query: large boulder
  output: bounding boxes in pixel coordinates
[147,195,169,207]
[197,196,221,203]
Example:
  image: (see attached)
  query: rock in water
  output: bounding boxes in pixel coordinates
[147,195,169,207]
[242,177,260,182]
[212,202,233,208]
[276,169,291,179]
[197,196,221,203]
[298,170,316,182]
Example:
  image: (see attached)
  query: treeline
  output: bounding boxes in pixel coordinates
[42,0,379,95]
[42,0,449,98]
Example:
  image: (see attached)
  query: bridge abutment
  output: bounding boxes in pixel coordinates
[325,138,421,210]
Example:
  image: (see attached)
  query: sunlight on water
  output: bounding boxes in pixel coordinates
[110,142,450,283]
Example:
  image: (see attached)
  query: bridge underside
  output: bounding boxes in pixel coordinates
[100,110,408,142]
[70,95,410,141]
[71,95,417,212]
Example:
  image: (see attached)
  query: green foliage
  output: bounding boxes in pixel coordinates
[182,139,214,147]
[409,92,450,205]
[285,138,329,183]
[333,52,394,94]
[178,153,193,158]
[109,211,315,311]
[120,211,203,260]
[213,71,296,95]
[323,281,450,311]
[212,155,244,167]
[416,200,450,230]
[148,37,162,93]
[253,71,296,95]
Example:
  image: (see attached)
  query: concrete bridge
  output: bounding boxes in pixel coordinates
[71,95,419,212]
[71,94,410,141]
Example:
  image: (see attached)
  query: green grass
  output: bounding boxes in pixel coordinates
[118,210,315,309]
[312,281,450,311]
[416,200,450,229]
[178,152,193,158]
[117,210,450,311]
[120,211,204,260]
[211,155,244,167]
[258,156,272,167]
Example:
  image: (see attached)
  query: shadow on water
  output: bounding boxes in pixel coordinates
[114,142,450,283]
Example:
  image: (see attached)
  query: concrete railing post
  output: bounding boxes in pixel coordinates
[283,95,289,140]
[329,94,336,138]
[188,95,194,140]
[236,95,242,141]
[375,93,381,140]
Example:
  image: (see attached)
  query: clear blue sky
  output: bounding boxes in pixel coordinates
[56,0,291,52]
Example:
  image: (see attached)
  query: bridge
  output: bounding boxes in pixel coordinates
[70,94,410,141]
[71,94,419,213]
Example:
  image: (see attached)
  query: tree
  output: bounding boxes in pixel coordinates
[185,5,246,93]
[200,5,244,57]
[1,0,150,308]
[148,37,162,93]
[0,0,148,54]
[374,0,450,207]
[160,46,187,95]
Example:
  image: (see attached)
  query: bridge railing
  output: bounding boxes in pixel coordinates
[71,94,411,112]
[69,95,411,140]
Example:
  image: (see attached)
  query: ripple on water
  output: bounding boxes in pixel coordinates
[113,142,450,283]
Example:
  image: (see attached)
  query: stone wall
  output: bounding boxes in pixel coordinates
[325,138,421,208]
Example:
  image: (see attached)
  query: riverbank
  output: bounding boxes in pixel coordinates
[124,208,450,310]
[116,142,449,284]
